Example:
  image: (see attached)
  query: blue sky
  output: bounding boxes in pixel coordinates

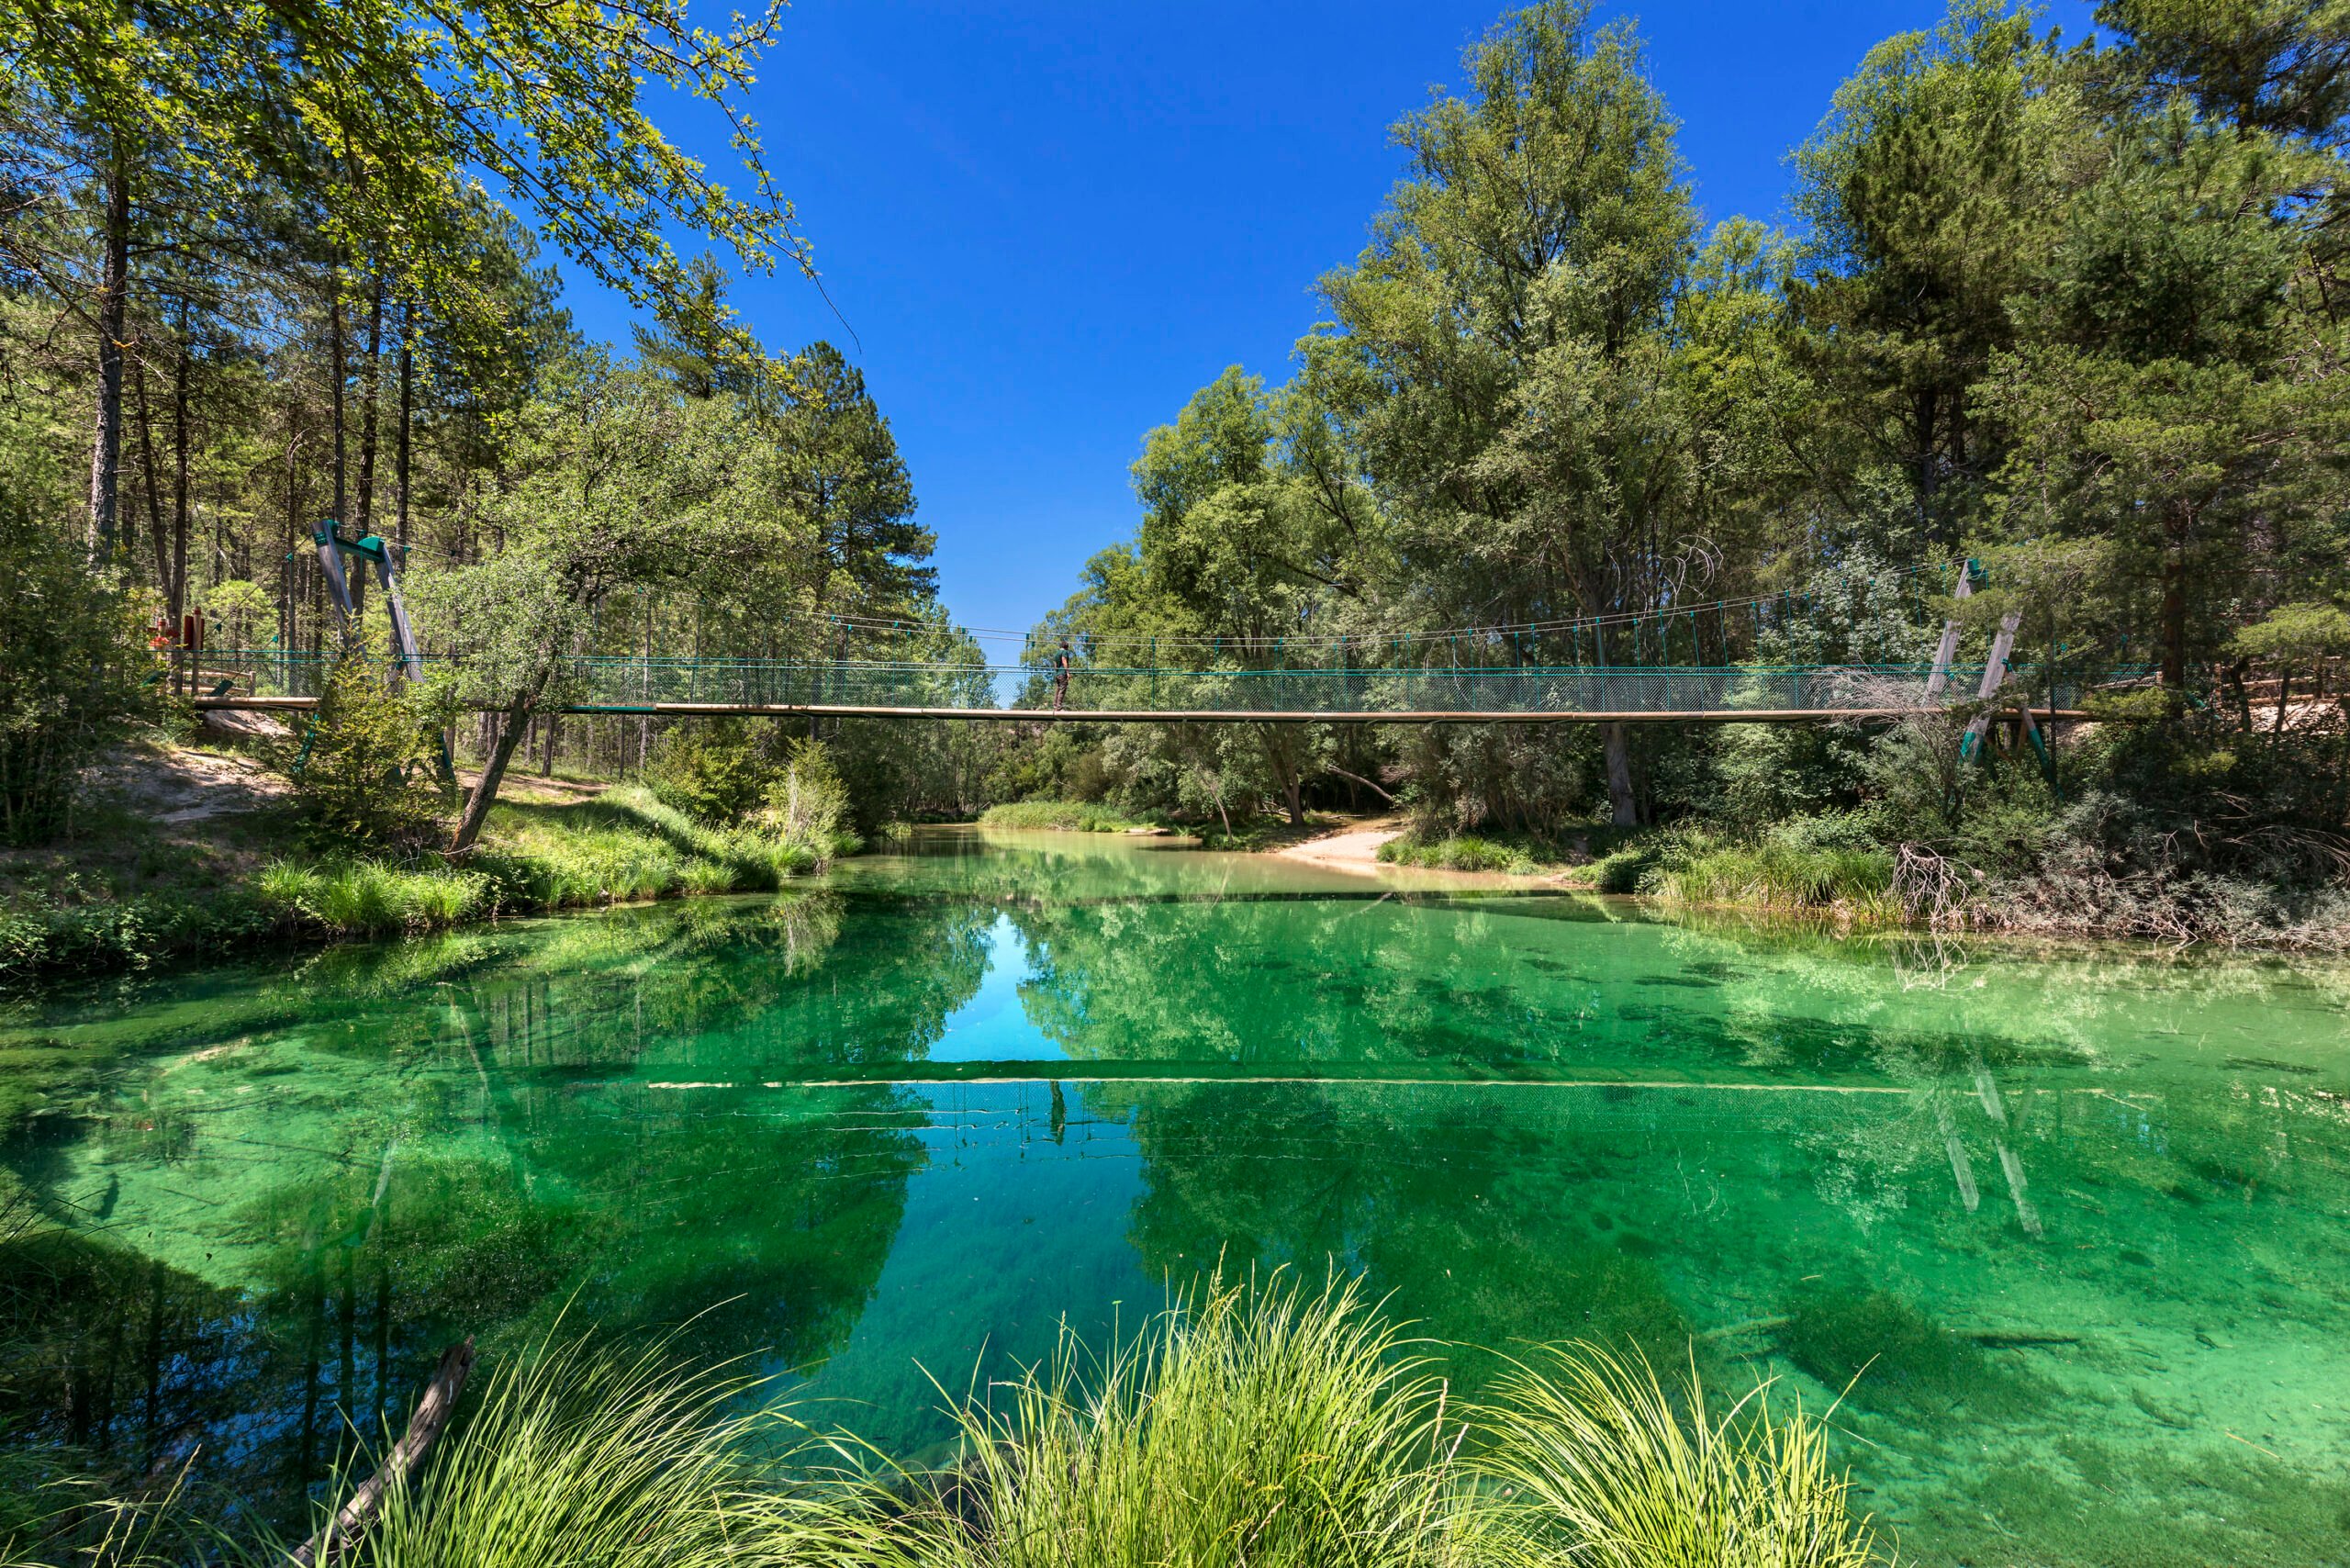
[554,0,2095,647]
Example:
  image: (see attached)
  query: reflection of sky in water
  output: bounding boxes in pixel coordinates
[792,1081,1147,1457]
[925,914,1063,1062]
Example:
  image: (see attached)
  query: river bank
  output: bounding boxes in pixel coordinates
[0,739,839,989]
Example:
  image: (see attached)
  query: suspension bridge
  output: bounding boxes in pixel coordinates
[185,542,2131,726]
[185,655,2118,723]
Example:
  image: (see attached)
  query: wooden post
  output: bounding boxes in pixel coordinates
[1924,561,1976,703]
[1960,608,2024,762]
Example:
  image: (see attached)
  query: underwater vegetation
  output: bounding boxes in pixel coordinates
[1782,1281,2047,1417]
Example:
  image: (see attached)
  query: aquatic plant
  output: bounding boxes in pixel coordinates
[901,1271,1489,1568]
[1476,1341,1889,1568]
[315,1328,897,1568]
[1780,1281,2039,1417]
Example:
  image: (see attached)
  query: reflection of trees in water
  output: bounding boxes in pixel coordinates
[0,890,1002,1529]
[1088,1079,1706,1395]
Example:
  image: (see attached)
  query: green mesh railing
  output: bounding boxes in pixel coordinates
[185,652,2135,715]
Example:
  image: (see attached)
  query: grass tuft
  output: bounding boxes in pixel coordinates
[341,1328,896,1568]
[905,1270,1487,1568]
[1476,1340,1890,1567]
[1378,833,1539,873]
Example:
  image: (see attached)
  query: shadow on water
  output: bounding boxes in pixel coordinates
[3,825,2349,1563]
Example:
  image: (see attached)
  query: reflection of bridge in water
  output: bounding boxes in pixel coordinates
[188,654,2116,723]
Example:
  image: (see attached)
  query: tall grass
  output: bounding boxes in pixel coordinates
[1377,833,1539,874]
[5,1292,1897,1568]
[977,801,1137,833]
[1642,832,1899,921]
[905,1271,1487,1568]
[252,786,840,938]
[1476,1343,1888,1567]
[256,859,493,936]
[331,1329,897,1568]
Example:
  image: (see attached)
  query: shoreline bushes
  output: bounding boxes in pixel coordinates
[977,801,1139,833]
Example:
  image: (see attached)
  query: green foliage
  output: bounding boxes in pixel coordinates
[0,887,278,988]
[1594,841,1665,895]
[294,653,450,848]
[1477,1341,1890,1567]
[0,496,151,846]
[3,1286,1894,1568]
[2232,600,2350,666]
[977,801,1139,832]
[255,859,491,936]
[340,1328,894,1568]
[644,720,773,822]
[1648,830,1899,921]
[646,728,858,863]
[760,740,856,857]
[1377,833,1538,873]
[904,1271,1487,1568]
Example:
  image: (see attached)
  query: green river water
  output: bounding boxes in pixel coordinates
[4,827,2349,1565]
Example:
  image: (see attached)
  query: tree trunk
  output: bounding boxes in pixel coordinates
[329,281,347,525]
[87,151,131,556]
[282,420,303,651]
[452,687,541,853]
[540,714,558,778]
[1603,721,1639,827]
[395,299,413,550]
[136,358,168,595]
[355,272,384,534]
[2158,533,2188,692]
[172,313,190,627]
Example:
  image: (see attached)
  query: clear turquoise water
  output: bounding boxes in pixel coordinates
[5,826,2349,1564]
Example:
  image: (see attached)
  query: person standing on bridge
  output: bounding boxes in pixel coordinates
[1052,638,1074,711]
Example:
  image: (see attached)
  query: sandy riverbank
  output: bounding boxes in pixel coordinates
[1268,818,1406,872]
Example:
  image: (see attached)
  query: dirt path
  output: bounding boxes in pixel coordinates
[86,741,291,826]
[1270,817,1407,873]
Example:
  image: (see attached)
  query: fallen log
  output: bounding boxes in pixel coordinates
[295,1338,476,1567]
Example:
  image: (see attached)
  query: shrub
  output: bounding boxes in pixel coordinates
[0,494,153,845]
[760,740,856,861]
[643,721,772,822]
[1594,842,1663,894]
[294,652,450,849]
[978,801,1137,832]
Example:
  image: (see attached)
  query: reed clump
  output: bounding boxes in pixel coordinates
[1477,1341,1886,1568]
[901,1272,1488,1567]
[333,1330,893,1568]
[977,801,1140,833]
[4,1283,1897,1568]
